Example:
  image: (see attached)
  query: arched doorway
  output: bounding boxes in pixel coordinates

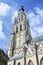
[28,60,34,65]
[40,57,43,65]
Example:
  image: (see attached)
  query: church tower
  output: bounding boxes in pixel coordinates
[8,6,32,58]
[7,6,43,65]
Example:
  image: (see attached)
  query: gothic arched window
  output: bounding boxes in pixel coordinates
[28,60,34,65]
[20,24,22,31]
[16,26,18,33]
[40,57,43,65]
[17,63,21,65]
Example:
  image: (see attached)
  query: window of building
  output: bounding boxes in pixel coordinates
[16,26,18,33]
[20,24,22,31]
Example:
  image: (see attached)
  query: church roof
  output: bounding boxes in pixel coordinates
[32,35,43,43]
[25,35,43,45]
[9,54,24,61]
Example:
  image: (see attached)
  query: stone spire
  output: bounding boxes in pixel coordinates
[19,6,24,11]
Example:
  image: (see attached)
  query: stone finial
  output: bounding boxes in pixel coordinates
[19,6,24,11]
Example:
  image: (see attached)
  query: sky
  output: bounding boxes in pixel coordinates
[0,0,43,52]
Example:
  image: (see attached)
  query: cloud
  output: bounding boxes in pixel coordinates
[34,26,43,35]
[27,11,40,26]
[0,2,12,16]
[27,7,43,38]
[0,2,19,51]
[0,21,6,40]
[0,2,18,23]
[30,29,38,38]
[35,7,43,18]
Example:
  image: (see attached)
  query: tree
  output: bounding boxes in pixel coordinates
[0,49,9,65]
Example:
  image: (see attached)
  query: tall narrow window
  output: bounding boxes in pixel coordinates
[16,26,18,33]
[20,24,22,31]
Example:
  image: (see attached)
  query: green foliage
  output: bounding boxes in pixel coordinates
[0,49,9,65]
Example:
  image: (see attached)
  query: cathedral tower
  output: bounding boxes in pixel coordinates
[7,6,43,65]
[8,6,32,58]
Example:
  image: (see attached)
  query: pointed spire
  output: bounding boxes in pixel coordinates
[19,6,24,11]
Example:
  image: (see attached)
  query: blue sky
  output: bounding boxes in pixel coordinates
[0,0,43,52]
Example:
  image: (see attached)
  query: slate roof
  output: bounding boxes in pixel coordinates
[32,35,43,43]
[9,54,24,61]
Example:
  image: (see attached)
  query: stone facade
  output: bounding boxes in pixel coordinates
[7,6,43,65]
